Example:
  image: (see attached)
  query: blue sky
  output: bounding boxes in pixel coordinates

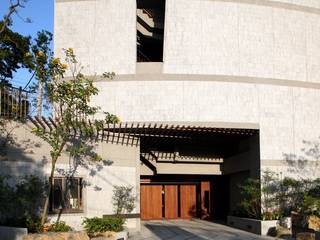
[1,0,54,87]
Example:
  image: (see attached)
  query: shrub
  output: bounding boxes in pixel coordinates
[0,175,46,232]
[235,173,320,220]
[25,216,43,233]
[82,217,125,234]
[0,175,46,221]
[112,185,136,215]
[48,221,72,232]
[236,178,262,219]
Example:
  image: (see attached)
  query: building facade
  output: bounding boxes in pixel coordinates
[1,0,320,232]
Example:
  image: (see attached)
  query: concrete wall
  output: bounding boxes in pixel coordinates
[224,134,260,178]
[0,122,140,231]
[54,0,136,75]
[140,161,221,175]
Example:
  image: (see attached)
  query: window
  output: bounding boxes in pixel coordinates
[137,0,166,62]
[50,177,83,213]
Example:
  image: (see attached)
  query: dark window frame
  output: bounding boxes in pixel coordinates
[49,177,83,214]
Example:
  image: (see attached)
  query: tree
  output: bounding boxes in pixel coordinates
[0,24,32,83]
[0,0,29,34]
[29,31,53,117]
[0,0,32,83]
[32,48,119,225]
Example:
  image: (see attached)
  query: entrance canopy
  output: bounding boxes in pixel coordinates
[29,117,259,170]
[29,117,258,146]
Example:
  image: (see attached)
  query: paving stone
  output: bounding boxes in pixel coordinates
[131,220,275,240]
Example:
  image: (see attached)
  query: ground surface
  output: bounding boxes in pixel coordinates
[130,219,274,240]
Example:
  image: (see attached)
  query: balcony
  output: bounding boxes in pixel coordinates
[0,84,30,120]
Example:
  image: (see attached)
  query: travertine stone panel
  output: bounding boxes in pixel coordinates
[163,0,320,83]
[92,79,320,169]
[54,0,136,75]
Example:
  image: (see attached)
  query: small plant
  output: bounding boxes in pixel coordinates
[112,185,136,215]
[82,217,125,235]
[47,221,72,232]
[25,216,43,233]
[236,178,262,219]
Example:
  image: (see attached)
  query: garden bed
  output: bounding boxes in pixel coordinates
[227,216,279,235]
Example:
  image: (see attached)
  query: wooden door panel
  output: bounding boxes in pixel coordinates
[180,185,197,219]
[201,181,211,219]
[164,185,178,219]
[140,185,162,220]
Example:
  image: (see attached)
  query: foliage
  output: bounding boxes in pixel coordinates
[236,178,262,219]
[25,215,43,233]
[0,175,46,233]
[235,171,320,220]
[0,22,32,82]
[302,195,320,217]
[28,30,53,116]
[48,221,72,232]
[82,217,125,234]
[301,179,320,217]
[112,186,136,215]
[278,177,305,216]
[261,171,281,220]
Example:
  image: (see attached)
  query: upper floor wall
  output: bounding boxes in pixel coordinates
[163,0,320,83]
[55,0,320,83]
[54,0,137,75]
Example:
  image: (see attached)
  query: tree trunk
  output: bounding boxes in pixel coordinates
[41,158,56,226]
[37,80,43,118]
[40,142,66,226]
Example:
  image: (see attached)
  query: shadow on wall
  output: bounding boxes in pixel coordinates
[0,134,46,183]
[283,138,320,178]
[0,124,118,191]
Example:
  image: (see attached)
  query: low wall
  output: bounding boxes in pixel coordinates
[0,226,28,240]
[227,216,279,235]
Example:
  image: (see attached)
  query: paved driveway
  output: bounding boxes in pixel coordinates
[130,219,274,240]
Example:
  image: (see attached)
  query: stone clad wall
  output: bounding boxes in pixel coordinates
[92,79,320,179]
[163,0,320,83]
[54,0,320,178]
[54,0,136,75]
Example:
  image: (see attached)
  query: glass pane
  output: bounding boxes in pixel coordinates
[67,178,80,209]
[53,178,63,209]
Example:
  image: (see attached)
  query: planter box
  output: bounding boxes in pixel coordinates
[23,231,89,240]
[227,216,279,235]
[0,226,28,240]
[90,231,129,240]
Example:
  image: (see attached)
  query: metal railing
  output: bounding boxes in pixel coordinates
[0,84,30,119]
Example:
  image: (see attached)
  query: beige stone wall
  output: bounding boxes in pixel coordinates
[92,78,320,179]
[0,122,140,230]
[163,0,320,83]
[54,0,320,180]
[54,0,136,75]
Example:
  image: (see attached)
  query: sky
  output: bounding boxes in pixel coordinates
[1,0,54,87]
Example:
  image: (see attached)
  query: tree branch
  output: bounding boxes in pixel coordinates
[0,0,25,34]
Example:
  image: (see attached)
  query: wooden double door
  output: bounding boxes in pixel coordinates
[141,184,197,220]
